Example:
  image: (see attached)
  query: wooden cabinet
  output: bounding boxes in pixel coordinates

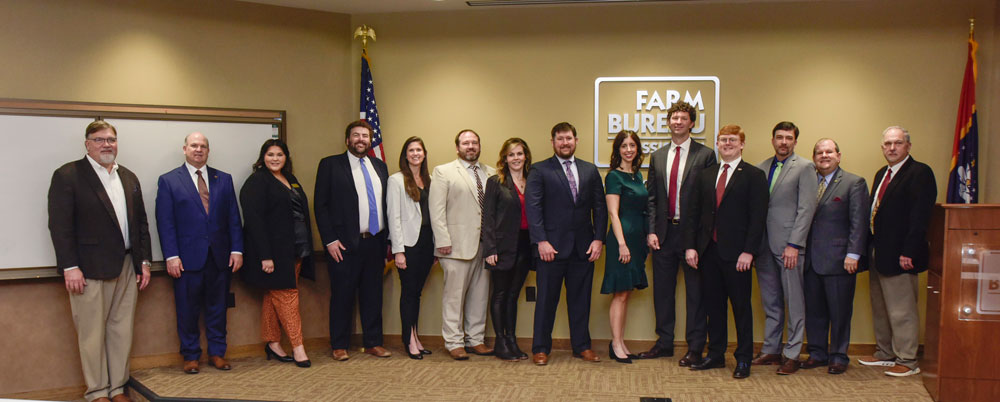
[923,204,1000,401]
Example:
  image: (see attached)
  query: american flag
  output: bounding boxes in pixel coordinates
[360,50,385,161]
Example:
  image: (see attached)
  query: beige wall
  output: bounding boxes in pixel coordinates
[1,0,998,396]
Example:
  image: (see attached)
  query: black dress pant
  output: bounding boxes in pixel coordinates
[328,234,385,349]
[701,242,753,363]
[490,229,531,337]
[398,225,435,346]
[651,221,706,354]
[804,268,856,365]
[532,247,594,354]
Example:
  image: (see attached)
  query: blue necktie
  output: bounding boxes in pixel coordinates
[360,158,379,234]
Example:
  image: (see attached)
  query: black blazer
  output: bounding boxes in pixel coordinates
[646,140,716,249]
[683,160,768,262]
[314,152,389,252]
[525,156,607,260]
[239,170,315,289]
[482,173,528,270]
[869,157,936,275]
[48,157,152,279]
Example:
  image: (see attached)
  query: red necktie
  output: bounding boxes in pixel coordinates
[713,164,729,241]
[876,169,892,204]
[667,146,681,218]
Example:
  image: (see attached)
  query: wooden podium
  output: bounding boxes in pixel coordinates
[923,204,1000,401]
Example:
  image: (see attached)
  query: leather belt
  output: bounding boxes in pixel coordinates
[360,232,375,239]
[670,219,681,225]
[124,248,132,254]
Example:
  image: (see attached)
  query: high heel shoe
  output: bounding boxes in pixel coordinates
[265,344,294,363]
[407,349,424,360]
[420,349,432,355]
[294,358,311,368]
[609,341,632,364]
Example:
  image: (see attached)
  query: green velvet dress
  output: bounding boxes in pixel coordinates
[600,169,649,294]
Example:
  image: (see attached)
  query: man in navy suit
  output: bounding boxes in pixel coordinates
[314,120,391,360]
[156,132,244,374]
[525,122,607,366]
[684,124,768,379]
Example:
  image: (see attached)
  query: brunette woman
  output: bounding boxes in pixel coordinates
[240,139,314,367]
[482,138,533,361]
[387,137,435,359]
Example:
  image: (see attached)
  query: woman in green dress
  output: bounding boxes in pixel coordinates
[601,130,649,364]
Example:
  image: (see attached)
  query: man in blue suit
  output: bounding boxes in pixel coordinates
[156,132,244,374]
[525,122,607,365]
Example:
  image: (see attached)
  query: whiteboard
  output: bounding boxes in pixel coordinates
[0,114,278,272]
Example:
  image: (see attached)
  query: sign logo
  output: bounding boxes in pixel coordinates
[594,76,720,168]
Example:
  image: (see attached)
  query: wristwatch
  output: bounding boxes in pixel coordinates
[141,260,152,267]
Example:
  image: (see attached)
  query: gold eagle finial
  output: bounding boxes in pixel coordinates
[354,25,376,52]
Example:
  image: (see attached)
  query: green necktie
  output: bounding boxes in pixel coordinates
[817,177,827,201]
[769,161,783,193]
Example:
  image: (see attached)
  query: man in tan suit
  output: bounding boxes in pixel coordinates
[429,129,496,360]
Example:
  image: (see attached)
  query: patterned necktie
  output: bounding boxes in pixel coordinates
[668,146,682,218]
[769,160,783,193]
[472,164,484,210]
[713,164,729,241]
[359,158,379,234]
[564,160,578,202]
[870,168,892,233]
[196,169,209,214]
[817,176,827,201]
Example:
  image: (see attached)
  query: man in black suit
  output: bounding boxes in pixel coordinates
[48,120,152,402]
[683,124,768,379]
[640,101,716,365]
[314,120,391,361]
[802,138,869,375]
[858,126,936,377]
[525,121,607,366]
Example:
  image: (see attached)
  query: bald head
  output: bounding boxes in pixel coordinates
[183,132,210,168]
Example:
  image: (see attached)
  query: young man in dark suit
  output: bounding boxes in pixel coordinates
[155,132,244,374]
[858,126,936,377]
[683,124,768,379]
[48,120,152,402]
[525,122,607,366]
[314,120,391,361]
[640,101,716,365]
[802,138,869,375]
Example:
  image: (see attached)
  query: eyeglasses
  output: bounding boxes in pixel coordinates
[717,137,741,144]
[88,137,117,145]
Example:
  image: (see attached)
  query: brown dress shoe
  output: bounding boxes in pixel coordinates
[449,347,469,360]
[209,355,231,370]
[332,349,350,361]
[776,358,800,375]
[532,352,548,365]
[575,349,600,362]
[364,346,392,358]
[678,352,703,367]
[801,358,828,369]
[183,360,199,374]
[827,362,847,374]
[111,394,133,402]
[751,353,783,366]
[465,344,494,356]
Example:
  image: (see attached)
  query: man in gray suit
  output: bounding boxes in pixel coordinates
[639,101,716,366]
[753,121,817,375]
[801,138,868,375]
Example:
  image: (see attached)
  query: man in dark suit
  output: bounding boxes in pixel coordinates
[640,101,716,365]
[315,120,391,360]
[155,132,244,374]
[858,126,936,377]
[48,120,152,402]
[683,124,768,379]
[802,138,869,375]
[525,121,607,366]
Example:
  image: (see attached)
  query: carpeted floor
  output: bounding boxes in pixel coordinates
[129,346,932,402]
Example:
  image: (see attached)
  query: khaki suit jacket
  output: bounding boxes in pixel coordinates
[428,159,495,260]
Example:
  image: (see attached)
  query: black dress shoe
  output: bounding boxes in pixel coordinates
[265,345,294,363]
[733,361,751,379]
[295,359,311,368]
[609,342,632,364]
[407,351,424,360]
[637,344,673,359]
[690,356,726,370]
[828,362,847,374]
[678,352,703,367]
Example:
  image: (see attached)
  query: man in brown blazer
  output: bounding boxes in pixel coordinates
[48,120,152,402]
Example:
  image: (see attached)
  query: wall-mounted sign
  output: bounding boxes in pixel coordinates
[594,76,719,168]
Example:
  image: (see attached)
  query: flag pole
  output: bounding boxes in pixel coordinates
[969,18,974,36]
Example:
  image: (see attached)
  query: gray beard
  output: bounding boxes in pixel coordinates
[99,154,116,165]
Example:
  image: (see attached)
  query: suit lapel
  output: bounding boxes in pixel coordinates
[80,158,121,230]
[882,157,912,200]
[681,143,698,183]
[719,161,744,204]
[818,168,842,206]
[549,157,573,202]
[207,167,222,216]
[454,160,480,198]
[177,165,207,218]
[120,168,136,237]
[771,154,796,190]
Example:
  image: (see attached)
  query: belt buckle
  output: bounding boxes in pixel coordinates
[670,218,681,225]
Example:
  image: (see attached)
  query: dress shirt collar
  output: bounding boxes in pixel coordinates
[185,161,208,176]
[348,151,369,165]
[720,156,742,170]
[459,158,482,170]
[555,154,576,166]
[672,137,691,152]
[887,155,910,175]
[818,167,838,185]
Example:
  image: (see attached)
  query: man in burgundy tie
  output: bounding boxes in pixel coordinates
[683,124,768,379]
[858,126,936,377]
[639,102,716,366]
